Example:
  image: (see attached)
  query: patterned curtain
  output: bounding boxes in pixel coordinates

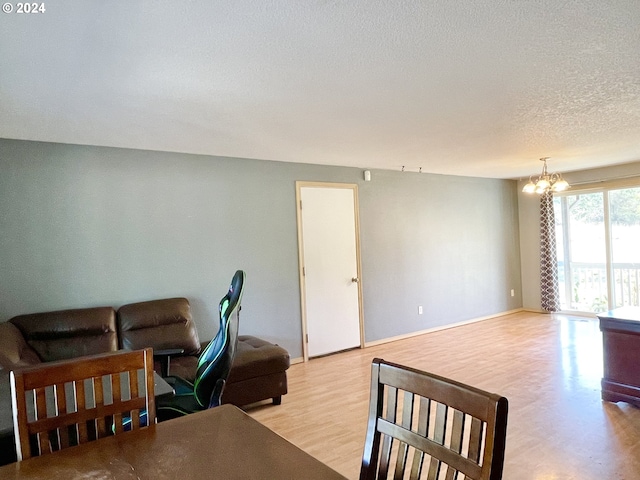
[540,190,560,312]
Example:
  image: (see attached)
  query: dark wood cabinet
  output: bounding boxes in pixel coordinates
[598,307,640,407]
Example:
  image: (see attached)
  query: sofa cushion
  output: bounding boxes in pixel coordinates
[165,355,200,383]
[164,336,290,386]
[117,298,201,356]
[227,335,290,383]
[0,322,41,369]
[9,307,118,362]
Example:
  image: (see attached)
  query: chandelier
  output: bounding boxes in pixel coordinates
[522,157,570,194]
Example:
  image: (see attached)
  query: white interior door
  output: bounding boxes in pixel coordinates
[298,184,362,358]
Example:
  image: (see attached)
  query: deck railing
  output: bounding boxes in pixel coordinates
[559,262,640,312]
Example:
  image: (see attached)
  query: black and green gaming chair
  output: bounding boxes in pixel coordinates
[156,270,245,421]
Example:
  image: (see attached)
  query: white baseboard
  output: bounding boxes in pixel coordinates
[363,308,525,348]
[289,308,527,363]
[522,307,598,319]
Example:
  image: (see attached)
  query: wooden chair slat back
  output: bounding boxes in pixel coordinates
[360,358,508,480]
[10,348,155,460]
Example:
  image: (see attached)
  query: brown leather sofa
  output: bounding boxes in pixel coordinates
[0,297,290,464]
[115,298,291,407]
[1,297,290,405]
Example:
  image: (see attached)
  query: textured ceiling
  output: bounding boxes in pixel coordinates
[1,1,639,179]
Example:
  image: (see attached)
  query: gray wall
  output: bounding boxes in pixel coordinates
[518,160,640,311]
[0,139,522,358]
[360,169,522,340]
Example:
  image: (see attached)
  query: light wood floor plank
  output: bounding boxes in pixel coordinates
[248,311,640,479]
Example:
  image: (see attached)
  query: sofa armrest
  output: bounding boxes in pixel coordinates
[0,322,42,369]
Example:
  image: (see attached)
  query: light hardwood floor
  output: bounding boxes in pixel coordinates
[248,311,640,479]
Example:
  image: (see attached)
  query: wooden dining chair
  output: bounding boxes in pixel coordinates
[360,358,508,480]
[10,348,155,460]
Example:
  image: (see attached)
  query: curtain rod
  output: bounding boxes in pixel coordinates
[568,173,640,186]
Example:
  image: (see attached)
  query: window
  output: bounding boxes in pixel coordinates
[555,185,640,313]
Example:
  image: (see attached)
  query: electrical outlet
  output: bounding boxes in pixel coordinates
[418,306,423,314]
[511,289,515,297]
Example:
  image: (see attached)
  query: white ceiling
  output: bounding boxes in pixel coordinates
[1,1,639,179]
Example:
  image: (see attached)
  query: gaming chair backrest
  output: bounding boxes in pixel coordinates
[193,270,245,408]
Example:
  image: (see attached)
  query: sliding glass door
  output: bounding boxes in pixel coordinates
[610,187,640,307]
[555,186,640,313]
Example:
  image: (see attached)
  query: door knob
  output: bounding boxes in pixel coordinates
[352,277,359,283]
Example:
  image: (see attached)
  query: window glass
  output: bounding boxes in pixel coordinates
[555,185,640,312]
[609,187,640,307]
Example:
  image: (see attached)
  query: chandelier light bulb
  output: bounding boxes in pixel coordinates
[552,179,569,192]
[522,157,570,195]
[535,178,550,190]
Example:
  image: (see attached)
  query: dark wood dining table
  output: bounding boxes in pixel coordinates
[0,404,349,479]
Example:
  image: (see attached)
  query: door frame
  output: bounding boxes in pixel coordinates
[295,181,365,362]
